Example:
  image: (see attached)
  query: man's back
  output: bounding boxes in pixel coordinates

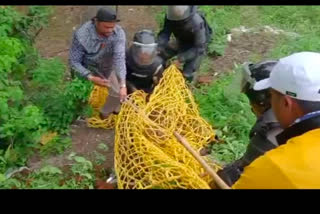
[163,13,205,46]
[233,128,320,189]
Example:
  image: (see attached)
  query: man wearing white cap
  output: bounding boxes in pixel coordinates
[232,52,320,189]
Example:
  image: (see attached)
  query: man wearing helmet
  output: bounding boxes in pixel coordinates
[157,6,212,82]
[217,60,283,186]
[126,30,165,94]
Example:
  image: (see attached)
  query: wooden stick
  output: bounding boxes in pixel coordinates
[173,132,231,190]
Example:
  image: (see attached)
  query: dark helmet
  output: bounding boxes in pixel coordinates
[131,30,157,66]
[242,60,278,108]
[166,6,197,21]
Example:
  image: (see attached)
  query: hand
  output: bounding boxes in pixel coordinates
[153,76,159,85]
[88,75,110,87]
[119,86,127,103]
[157,46,165,54]
[172,59,181,68]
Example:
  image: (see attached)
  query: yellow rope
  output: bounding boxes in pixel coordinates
[86,84,117,129]
[87,65,220,189]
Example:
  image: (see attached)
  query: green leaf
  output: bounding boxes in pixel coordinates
[0,174,6,182]
[39,165,63,175]
[81,173,92,180]
[74,156,87,163]
[97,143,109,152]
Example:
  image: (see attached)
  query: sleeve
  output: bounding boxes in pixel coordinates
[69,33,91,78]
[112,28,127,83]
[177,21,207,63]
[157,17,172,49]
[154,64,164,79]
[232,153,295,189]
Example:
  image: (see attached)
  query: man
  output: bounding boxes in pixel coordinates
[232,52,320,189]
[157,6,212,82]
[217,60,283,186]
[69,7,127,119]
[126,29,165,94]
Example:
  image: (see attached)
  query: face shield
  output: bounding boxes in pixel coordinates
[223,63,255,100]
[241,62,256,92]
[167,6,191,21]
[132,42,158,66]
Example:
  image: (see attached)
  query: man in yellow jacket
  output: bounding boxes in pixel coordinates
[233,52,320,189]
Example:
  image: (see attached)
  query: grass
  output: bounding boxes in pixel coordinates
[3,6,320,188]
[188,6,320,165]
[256,6,320,58]
[198,56,212,74]
[199,6,241,56]
[194,68,256,164]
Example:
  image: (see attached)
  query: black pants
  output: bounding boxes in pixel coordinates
[160,43,203,82]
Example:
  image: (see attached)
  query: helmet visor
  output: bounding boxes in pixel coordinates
[132,42,157,66]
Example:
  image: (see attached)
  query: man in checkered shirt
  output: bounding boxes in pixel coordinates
[69,7,127,118]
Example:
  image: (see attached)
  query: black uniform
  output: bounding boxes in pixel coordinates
[157,6,212,81]
[217,109,283,186]
[126,48,165,94]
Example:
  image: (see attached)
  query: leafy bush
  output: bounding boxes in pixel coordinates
[38,136,72,157]
[0,6,93,175]
[0,155,95,189]
[194,70,256,164]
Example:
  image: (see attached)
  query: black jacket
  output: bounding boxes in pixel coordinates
[126,48,165,92]
[217,109,282,186]
[157,10,211,62]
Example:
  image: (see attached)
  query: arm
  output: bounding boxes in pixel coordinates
[152,64,164,86]
[157,17,172,49]
[112,27,127,85]
[177,22,207,63]
[113,27,127,102]
[69,34,91,78]
[125,57,138,93]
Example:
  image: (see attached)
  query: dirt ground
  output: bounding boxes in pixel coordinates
[198,31,281,84]
[34,6,161,65]
[26,6,279,182]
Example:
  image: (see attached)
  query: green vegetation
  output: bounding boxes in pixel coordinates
[194,70,256,164]
[155,6,320,164]
[0,154,95,189]
[0,6,93,186]
[1,5,320,188]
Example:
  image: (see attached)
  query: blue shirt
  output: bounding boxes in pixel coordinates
[69,21,127,81]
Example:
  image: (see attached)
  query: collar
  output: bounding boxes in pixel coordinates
[293,110,320,124]
[276,113,320,145]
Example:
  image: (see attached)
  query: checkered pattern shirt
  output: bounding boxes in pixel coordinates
[69,21,126,81]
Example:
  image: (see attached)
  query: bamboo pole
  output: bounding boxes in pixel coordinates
[174,132,231,189]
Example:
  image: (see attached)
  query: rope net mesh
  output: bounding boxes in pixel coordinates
[87,65,220,189]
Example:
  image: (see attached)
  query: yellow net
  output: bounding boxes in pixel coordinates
[40,132,58,145]
[87,65,220,189]
[87,84,117,129]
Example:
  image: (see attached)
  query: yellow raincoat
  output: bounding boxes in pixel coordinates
[232,128,320,189]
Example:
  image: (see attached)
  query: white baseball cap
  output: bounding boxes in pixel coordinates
[254,52,320,102]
